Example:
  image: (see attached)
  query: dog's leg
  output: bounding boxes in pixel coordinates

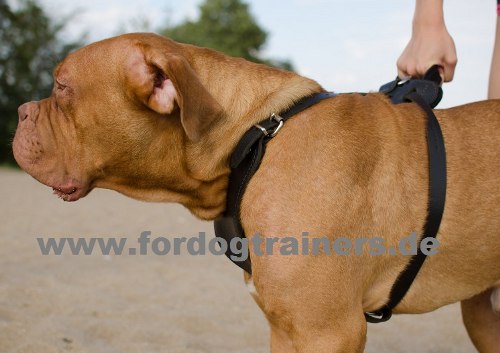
[245,273,297,352]
[270,322,296,353]
[290,312,367,353]
[266,303,367,353]
[251,255,367,353]
[461,287,500,353]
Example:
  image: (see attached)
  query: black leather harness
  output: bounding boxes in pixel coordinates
[214,66,446,323]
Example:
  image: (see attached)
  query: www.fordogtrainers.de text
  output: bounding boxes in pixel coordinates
[37,231,439,262]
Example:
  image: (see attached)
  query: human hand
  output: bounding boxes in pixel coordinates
[397,0,457,83]
[397,24,457,82]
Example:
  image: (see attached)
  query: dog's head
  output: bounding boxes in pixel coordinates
[13,33,225,206]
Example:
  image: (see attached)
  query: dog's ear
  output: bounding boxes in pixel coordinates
[127,45,223,142]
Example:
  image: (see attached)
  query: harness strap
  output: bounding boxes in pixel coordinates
[215,76,446,324]
[231,92,338,168]
[364,91,447,323]
[214,92,337,274]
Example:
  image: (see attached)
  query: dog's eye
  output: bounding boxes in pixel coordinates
[55,80,67,92]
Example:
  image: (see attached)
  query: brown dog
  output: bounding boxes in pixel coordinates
[12,33,500,352]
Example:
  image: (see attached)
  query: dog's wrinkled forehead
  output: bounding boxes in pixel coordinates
[54,34,182,93]
[54,38,126,88]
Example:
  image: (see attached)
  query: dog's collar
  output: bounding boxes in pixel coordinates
[214,73,446,324]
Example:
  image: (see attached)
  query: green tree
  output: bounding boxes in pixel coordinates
[161,0,293,70]
[0,0,82,165]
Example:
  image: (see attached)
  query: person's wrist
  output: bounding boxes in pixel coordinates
[411,19,448,38]
[412,15,446,30]
[412,0,445,31]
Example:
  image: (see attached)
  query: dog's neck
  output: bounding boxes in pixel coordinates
[174,45,323,219]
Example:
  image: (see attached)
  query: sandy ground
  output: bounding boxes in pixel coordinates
[0,168,477,353]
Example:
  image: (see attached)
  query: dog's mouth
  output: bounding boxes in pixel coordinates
[51,185,87,202]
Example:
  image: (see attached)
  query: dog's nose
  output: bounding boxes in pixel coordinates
[18,102,39,122]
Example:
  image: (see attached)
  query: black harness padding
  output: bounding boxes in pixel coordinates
[214,68,446,324]
[214,92,338,274]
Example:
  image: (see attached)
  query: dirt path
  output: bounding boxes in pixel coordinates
[0,169,476,352]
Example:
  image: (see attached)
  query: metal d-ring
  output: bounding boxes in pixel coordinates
[269,113,284,137]
[254,113,284,138]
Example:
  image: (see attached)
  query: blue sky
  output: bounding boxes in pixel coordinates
[33,0,497,108]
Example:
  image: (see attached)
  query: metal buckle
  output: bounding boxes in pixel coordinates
[254,113,284,138]
[364,307,393,323]
[254,124,269,136]
[269,113,283,137]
